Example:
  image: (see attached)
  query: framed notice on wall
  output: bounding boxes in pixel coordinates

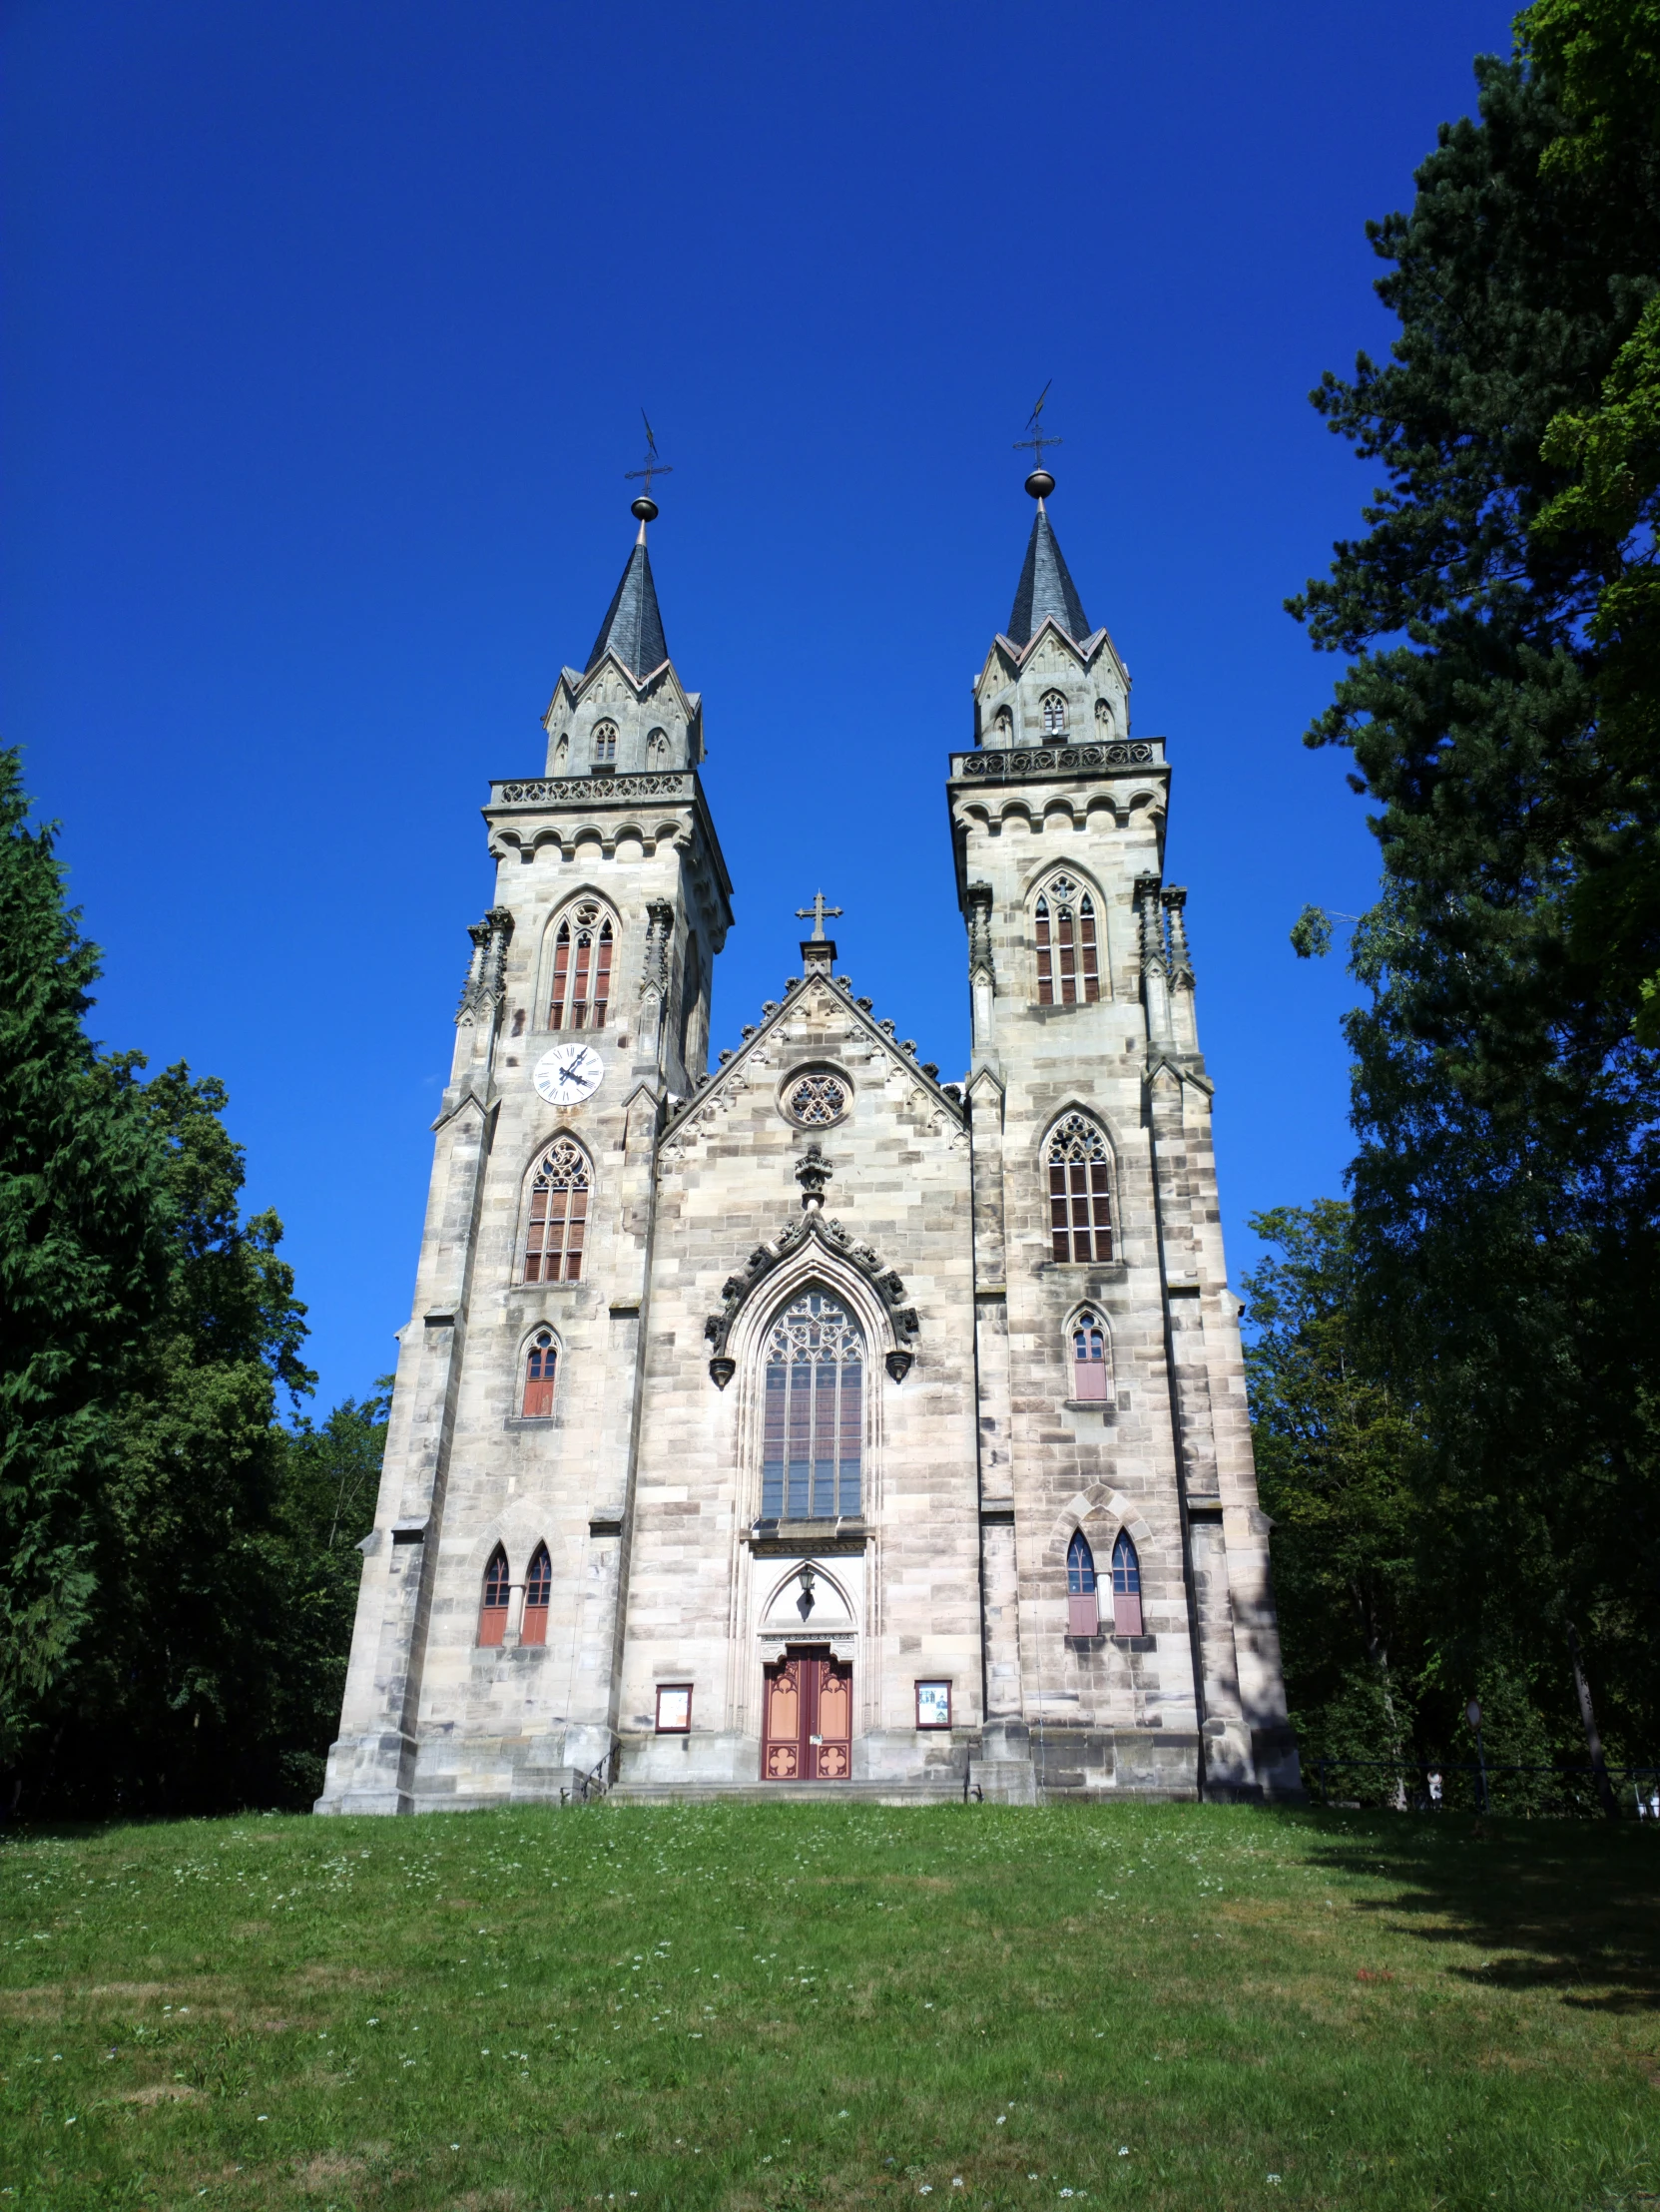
[914,1680,952,1731]
[656,1684,693,1734]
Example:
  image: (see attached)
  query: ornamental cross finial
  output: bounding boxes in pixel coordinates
[624,408,674,499]
[795,889,843,941]
[1013,378,1063,472]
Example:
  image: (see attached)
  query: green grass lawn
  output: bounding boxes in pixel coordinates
[1,1801,1656,2211]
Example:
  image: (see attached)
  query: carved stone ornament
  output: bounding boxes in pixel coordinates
[455,906,514,1026]
[884,1350,914,1383]
[703,1211,920,1386]
[495,773,691,805]
[961,742,1154,777]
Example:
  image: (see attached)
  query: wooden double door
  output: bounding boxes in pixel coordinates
[762,1649,852,1781]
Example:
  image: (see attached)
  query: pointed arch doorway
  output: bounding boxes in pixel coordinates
[762,1648,852,1780]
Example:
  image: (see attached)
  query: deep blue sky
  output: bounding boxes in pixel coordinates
[3,0,1514,1411]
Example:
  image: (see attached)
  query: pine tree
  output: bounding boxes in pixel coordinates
[0,748,167,1781]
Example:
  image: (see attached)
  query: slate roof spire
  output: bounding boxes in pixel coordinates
[1006,503,1091,648]
[584,529,670,681]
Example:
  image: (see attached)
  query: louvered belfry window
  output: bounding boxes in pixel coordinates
[1048,1114,1113,1263]
[1066,1530,1099,1636]
[1035,873,1100,1005]
[522,1330,558,1415]
[761,1290,863,1521]
[478,1545,511,1647]
[520,1542,552,1646]
[549,903,613,1030]
[523,1140,591,1283]
[1072,1309,1109,1400]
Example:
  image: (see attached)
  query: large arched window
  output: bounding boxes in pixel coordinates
[548,902,614,1030]
[1111,1531,1143,1636]
[1066,1530,1099,1635]
[478,1545,510,1647]
[522,1329,558,1415]
[591,721,618,767]
[523,1139,591,1283]
[1034,873,1100,1005]
[521,1542,552,1647]
[1071,1308,1109,1401]
[1047,1113,1114,1263]
[1042,690,1067,735]
[761,1289,863,1522]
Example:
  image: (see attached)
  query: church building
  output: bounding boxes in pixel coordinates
[316,464,1301,1812]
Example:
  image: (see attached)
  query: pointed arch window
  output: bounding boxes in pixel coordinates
[1047,1113,1113,1263]
[478,1544,510,1647]
[647,727,671,765]
[1035,872,1100,1005]
[1071,1308,1109,1401]
[1042,691,1067,736]
[523,1139,591,1283]
[1111,1530,1143,1636]
[591,722,618,767]
[1066,1530,1099,1636]
[549,902,614,1030]
[521,1542,552,1646]
[761,1290,863,1522]
[522,1329,558,1415]
[993,705,1013,746]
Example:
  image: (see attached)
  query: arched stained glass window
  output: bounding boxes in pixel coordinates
[549,902,614,1030]
[478,1544,510,1647]
[1111,1531,1143,1636]
[1035,872,1100,1005]
[523,1139,591,1283]
[761,1290,863,1522]
[521,1542,552,1646]
[1071,1309,1109,1401]
[1042,691,1067,735]
[1066,1530,1099,1635]
[1047,1114,1113,1263]
[522,1330,558,1415]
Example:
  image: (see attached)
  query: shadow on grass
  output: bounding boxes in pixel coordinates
[1295,1807,1660,2012]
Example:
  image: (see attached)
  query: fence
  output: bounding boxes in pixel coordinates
[1313,1755,1660,1819]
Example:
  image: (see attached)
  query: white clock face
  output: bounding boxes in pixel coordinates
[532,1042,604,1106]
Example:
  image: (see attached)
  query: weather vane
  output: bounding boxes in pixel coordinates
[1014,380,1061,497]
[795,890,843,942]
[625,410,674,522]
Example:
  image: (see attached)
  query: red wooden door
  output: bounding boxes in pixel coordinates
[762,1651,852,1781]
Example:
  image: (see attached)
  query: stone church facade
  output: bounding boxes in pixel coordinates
[316,480,1301,1814]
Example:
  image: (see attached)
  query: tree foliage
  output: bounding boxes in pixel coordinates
[1282,4,1660,1777]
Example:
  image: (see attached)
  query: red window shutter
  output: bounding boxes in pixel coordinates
[1114,1591,1144,1636]
[519,1601,548,1646]
[1074,1358,1108,1401]
[478,1605,507,1647]
[1068,1590,1099,1636]
[523,1371,554,1417]
[1080,905,1100,1001]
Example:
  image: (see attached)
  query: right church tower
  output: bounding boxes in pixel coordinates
[953,463,1301,1802]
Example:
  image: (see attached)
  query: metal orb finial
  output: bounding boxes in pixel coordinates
[631,493,659,523]
[1024,467,1055,501]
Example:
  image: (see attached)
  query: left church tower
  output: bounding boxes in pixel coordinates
[317,491,732,1814]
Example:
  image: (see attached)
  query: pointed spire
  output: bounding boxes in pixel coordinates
[1006,506,1091,647]
[585,535,669,680]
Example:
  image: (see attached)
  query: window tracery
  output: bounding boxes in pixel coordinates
[1047,1113,1114,1263]
[1035,872,1100,1005]
[646,727,671,765]
[522,1329,558,1415]
[523,1139,591,1283]
[1095,698,1115,735]
[1042,690,1067,735]
[786,1073,847,1127]
[1071,1308,1109,1400]
[591,722,618,766]
[549,901,614,1030]
[761,1289,863,1521]
[478,1545,510,1646]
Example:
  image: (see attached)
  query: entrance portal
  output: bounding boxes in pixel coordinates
[762,1650,851,1780]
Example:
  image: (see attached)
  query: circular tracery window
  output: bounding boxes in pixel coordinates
[786,1073,847,1126]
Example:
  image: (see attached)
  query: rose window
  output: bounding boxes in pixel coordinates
[787,1074,846,1126]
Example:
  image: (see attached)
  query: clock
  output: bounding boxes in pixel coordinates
[532,1042,605,1106]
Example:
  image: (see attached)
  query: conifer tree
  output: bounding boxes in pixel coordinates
[0,747,167,1779]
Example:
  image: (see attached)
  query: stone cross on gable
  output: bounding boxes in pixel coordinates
[795,890,843,941]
